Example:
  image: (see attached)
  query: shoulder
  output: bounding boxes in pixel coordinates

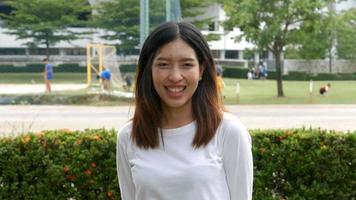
[218,112,251,146]
[117,121,133,146]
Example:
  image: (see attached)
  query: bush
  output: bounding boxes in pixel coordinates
[0,63,86,73]
[119,64,136,73]
[56,63,85,73]
[0,129,355,199]
[252,129,355,200]
[283,71,312,81]
[222,66,249,78]
[0,129,119,199]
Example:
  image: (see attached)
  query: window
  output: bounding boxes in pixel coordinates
[211,50,220,59]
[65,48,86,55]
[225,50,239,59]
[0,48,26,55]
[29,48,60,55]
[209,22,215,31]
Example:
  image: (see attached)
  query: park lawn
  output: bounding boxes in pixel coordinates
[0,73,87,84]
[222,78,356,104]
[1,73,356,104]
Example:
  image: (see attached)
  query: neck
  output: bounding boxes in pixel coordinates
[161,104,194,129]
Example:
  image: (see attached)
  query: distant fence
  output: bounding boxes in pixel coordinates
[266,59,356,74]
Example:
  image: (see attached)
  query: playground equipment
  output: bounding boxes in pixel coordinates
[86,43,122,89]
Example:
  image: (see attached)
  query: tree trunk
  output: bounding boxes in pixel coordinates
[274,50,284,97]
[45,37,50,60]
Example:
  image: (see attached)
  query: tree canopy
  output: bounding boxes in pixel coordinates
[222,0,330,97]
[336,8,356,59]
[94,0,216,54]
[1,0,92,59]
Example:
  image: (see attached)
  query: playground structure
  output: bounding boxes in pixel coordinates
[86,43,123,90]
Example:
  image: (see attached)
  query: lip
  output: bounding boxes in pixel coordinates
[165,85,186,98]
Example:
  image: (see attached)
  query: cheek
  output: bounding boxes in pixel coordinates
[151,69,163,91]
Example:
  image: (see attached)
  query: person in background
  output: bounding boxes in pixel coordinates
[123,74,133,92]
[96,68,111,91]
[117,21,253,200]
[216,64,226,98]
[43,58,53,93]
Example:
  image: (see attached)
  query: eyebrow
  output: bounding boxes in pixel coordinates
[156,57,196,62]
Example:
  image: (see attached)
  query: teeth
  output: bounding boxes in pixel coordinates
[167,87,184,93]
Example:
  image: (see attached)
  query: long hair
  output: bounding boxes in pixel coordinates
[132,21,223,149]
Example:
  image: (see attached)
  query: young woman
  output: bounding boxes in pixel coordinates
[117,22,253,200]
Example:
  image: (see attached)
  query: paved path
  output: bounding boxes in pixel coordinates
[1,105,355,136]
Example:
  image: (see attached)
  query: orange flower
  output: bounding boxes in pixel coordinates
[63,165,70,173]
[107,191,113,197]
[93,135,101,141]
[35,131,45,138]
[21,135,31,144]
[75,139,82,145]
[66,175,76,181]
[91,162,97,168]
[59,128,72,133]
[259,147,267,154]
[42,141,48,148]
[84,169,92,175]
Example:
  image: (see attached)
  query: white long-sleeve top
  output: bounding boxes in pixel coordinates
[117,112,253,200]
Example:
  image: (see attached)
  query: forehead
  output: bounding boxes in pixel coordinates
[155,39,198,61]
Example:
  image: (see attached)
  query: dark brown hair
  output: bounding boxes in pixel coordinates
[132,21,223,149]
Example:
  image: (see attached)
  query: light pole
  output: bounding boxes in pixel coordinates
[140,0,149,48]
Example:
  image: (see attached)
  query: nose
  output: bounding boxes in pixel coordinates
[168,67,183,82]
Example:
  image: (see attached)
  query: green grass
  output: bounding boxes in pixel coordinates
[222,78,356,104]
[1,73,356,104]
[0,73,87,84]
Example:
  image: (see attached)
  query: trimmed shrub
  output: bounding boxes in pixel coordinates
[0,129,119,199]
[283,71,312,81]
[0,128,355,199]
[119,64,136,73]
[222,66,249,78]
[25,63,43,73]
[252,128,355,200]
[55,63,85,73]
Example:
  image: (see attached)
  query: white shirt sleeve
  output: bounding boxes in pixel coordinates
[221,120,253,200]
[117,128,136,200]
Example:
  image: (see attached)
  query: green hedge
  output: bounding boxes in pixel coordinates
[0,64,86,73]
[119,64,136,73]
[222,66,249,78]
[0,129,355,199]
[0,64,136,73]
[252,129,355,199]
[0,129,119,199]
[222,66,356,80]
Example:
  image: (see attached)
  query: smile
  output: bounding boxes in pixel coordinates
[166,86,185,93]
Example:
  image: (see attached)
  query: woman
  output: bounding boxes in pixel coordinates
[117,22,253,200]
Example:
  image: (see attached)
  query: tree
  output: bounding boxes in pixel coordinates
[336,8,356,60]
[285,6,356,72]
[1,0,92,59]
[94,0,216,55]
[222,0,329,97]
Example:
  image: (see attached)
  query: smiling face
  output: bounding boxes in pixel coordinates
[152,39,203,114]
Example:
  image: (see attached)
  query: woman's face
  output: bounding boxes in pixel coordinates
[152,39,203,112]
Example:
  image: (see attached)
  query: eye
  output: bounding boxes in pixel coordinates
[156,62,169,69]
[182,63,194,68]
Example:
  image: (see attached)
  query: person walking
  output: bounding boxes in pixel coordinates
[43,58,53,93]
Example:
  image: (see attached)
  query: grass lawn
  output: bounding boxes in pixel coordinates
[0,73,87,84]
[223,78,356,104]
[1,73,356,104]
